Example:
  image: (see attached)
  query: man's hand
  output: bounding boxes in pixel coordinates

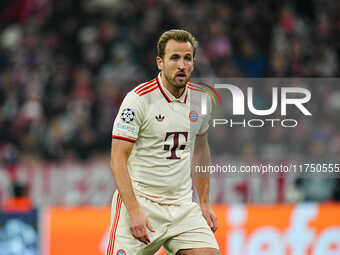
[129,208,155,244]
[200,203,218,233]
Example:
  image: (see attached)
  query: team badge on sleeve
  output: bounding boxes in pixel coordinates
[116,249,126,255]
[121,108,135,123]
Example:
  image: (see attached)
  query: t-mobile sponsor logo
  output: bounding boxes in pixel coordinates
[163,132,188,159]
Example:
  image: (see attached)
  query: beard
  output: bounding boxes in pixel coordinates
[164,72,188,90]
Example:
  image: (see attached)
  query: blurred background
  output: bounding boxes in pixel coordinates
[0,0,340,254]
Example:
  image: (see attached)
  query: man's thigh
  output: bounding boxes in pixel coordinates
[163,203,219,255]
[176,248,221,255]
[106,192,167,255]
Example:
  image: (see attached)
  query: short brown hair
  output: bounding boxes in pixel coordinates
[157,29,198,59]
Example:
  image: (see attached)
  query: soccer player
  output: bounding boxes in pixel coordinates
[107,29,220,255]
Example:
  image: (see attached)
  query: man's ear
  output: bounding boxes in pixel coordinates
[156,56,163,71]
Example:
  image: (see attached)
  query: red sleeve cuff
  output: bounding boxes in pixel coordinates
[112,135,136,143]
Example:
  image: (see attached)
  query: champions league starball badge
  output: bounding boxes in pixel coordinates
[121,108,135,123]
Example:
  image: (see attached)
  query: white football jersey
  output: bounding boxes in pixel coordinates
[112,73,211,205]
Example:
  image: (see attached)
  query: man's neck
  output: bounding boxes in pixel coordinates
[161,73,185,99]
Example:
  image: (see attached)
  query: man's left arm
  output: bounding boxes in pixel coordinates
[192,131,218,233]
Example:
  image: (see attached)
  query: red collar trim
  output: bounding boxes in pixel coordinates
[157,76,172,103]
[156,76,188,104]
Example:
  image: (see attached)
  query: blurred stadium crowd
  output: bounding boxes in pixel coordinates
[0,0,340,204]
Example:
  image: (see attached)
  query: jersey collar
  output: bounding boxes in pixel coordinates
[156,73,188,104]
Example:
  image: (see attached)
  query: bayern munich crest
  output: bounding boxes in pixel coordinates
[116,249,126,255]
[189,110,198,122]
[121,108,135,123]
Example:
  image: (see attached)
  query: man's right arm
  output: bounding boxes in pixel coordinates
[111,138,154,244]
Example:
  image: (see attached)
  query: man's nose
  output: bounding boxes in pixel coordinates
[177,59,185,69]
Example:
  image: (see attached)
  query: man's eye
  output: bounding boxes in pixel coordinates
[170,55,179,60]
[185,56,192,61]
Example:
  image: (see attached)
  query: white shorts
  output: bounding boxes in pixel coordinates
[106,191,219,255]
